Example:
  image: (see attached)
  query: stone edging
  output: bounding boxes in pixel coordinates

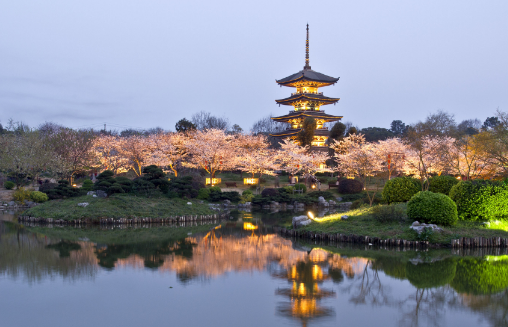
[17,213,229,225]
[274,227,508,249]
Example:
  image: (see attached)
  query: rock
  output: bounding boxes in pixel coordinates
[187,202,192,205]
[93,195,97,198]
[8,201,15,206]
[96,190,107,198]
[292,215,308,223]
[299,219,312,226]
[286,205,294,209]
[318,196,326,203]
[244,202,251,206]
[336,197,343,202]
[410,222,444,234]
[87,191,96,196]
[292,215,312,227]
[223,199,231,205]
[77,202,89,207]
[329,200,336,206]
[341,215,349,220]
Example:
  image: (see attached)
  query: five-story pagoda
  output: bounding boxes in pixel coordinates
[270,25,342,149]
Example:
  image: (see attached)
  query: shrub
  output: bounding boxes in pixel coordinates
[407,191,458,226]
[338,179,363,194]
[406,259,457,289]
[449,180,508,221]
[240,193,254,203]
[166,176,201,198]
[3,181,15,190]
[294,183,307,193]
[305,191,335,200]
[81,179,94,191]
[131,179,158,197]
[283,186,294,193]
[13,187,32,203]
[30,191,49,203]
[46,180,85,200]
[197,188,210,200]
[261,188,279,197]
[382,177,420,203]
[39,181,57,193]
[108,184,125,194]
[372,203,407,223]
[242,189,253,196]
[350,199,366,210]
[115,177,133,193]
[429,175,459,195]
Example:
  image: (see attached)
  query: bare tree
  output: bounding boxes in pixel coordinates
[191,111,230,131]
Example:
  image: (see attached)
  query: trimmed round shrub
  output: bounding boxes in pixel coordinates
[30,191,49,203]
[197,188,210,200]
[242,189,253,196]
[450,258,508,295]
[261,188,279,197]
[449,180,508,221]
[406,259,457,289]
[407,191,458,226]
[382,177,420,203]
[294,183,307,193]
[429,175,459,195]
[3,181,15,190]
[108,184,125,194]
[338,179,363,194]
[81,179,94,191]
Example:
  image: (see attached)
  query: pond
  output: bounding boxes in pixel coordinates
[1,211,507,327]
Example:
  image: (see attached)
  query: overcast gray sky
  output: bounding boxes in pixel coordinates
[1,0,507,131]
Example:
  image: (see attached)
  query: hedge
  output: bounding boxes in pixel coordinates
[382,176,420,203]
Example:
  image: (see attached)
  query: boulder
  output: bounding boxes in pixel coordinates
[318,196,326,203]
[96,190,107,198]
[77,202,89,208]
[341,215,349,220]
[409,222,444,234]
[8,201,15,206]
[187,202,192,205]
[329,200,336,206]
[292,215,312,227]
[87,191,96,196]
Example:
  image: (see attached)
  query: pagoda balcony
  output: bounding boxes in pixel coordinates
[290,109,325,113]
[286,127,329,131]
[291,92,323,96]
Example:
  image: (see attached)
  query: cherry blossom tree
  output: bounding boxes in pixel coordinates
[93,135,128,175]
[146,132,187,177]
[183,129,238,180]
[334,141,382,206]
[403,136,454,190]
[236,134,279,178]
[118,135,151,176]
[373,138,408,180]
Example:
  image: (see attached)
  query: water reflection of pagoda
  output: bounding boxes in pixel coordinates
[273,250,340,327]
[270,24,342,149]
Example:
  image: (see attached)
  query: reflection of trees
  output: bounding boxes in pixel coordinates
[46,241,81,258]
[0,222,98,284]
[451,258,508,295]
[459,290,508,326]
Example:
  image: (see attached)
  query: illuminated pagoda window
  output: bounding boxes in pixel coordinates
[270,24,343,150]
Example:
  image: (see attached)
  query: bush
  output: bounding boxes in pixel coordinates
[13,187,32,203]
[115,177,133,193]
[294,183,307,193]
[372,203,407,223]
[240,193,254,203]
[406,259,457,289]
[45,180,85,200]
[429,175,459,195]
[382,177,420,203]
[338,179,363,194]
[449,180,508,221]
[30,191,49,203]
[39,181,57,193]
[3,181,15,190]
[407,191,458,226]
[108,184,125,194]
[197,188,210,200]
[81,179,94,191]
[242,189,253,196]
[261,188,279,197]
[350,199,366,210]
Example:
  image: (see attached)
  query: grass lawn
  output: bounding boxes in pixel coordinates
[292,205,508,245]
[23,194,215,220]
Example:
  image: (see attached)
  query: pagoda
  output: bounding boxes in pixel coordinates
[270,25,342,149]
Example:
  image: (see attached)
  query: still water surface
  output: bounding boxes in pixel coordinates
[1,211,507,327]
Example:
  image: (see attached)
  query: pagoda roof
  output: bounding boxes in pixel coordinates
[269,128,330,138]
[271,110,342,122]
[275,93,340,106]
[276,68,339,87]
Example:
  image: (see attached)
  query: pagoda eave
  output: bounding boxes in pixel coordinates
[271,111,342,122]
[269,128,331,138]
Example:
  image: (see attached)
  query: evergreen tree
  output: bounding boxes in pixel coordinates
[297,117,316,147]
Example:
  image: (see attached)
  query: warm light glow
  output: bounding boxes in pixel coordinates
[456,176,461,180]
[311,184,316,189]
[244,178,259,185]
[243,222,258,230]
[72,184,77,187]
[308,212,314,220]
[205,178,221,185]
[346,175,355,179]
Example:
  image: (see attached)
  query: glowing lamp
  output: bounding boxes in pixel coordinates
[243,222,258,230]
[244,178,259,185]
[346,175,355,180]
[456,176,461,180]
[72,184,77,187]
[205,178,221,186]
[307,211,314,220]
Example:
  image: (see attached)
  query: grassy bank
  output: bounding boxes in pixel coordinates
[293,205,508,245]
[23,194,214,220]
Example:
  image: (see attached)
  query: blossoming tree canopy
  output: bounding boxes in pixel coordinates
[183,129,238,178]
[145,132,186,176]
[236,134,279,177]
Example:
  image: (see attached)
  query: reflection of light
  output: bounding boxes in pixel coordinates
[72,184,77,187]
[312,265,323,280]
[243,222,258,230]
[308,212,314,220]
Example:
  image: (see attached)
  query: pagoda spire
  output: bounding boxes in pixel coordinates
[304,24,311,70]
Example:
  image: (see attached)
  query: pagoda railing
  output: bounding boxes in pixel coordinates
[291,92,323,96]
